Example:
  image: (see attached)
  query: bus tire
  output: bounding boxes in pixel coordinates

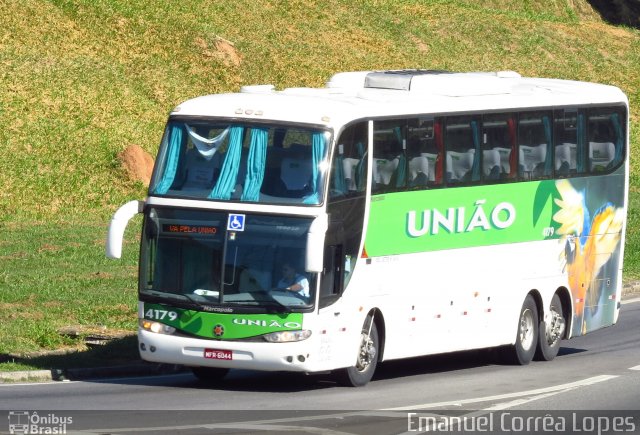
[503,295,538,365]
[335,319,379,387]
[191,367,229,383]
[534,294,565,361]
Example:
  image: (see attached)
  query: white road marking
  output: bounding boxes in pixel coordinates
[0,380,78,387]
[629,365,640,371]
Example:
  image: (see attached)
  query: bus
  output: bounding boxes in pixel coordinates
[106,70,628,387]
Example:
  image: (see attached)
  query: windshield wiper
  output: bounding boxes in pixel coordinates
[260,295,292,312]
[144,290,210,310]
[228,297,291,312]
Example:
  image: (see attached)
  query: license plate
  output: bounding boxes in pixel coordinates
[204,348,232,360]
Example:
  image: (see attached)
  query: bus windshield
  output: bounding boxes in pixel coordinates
[140,207,315,312]
[149,120,331,205]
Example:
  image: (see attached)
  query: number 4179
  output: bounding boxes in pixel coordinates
[145,309,178,321]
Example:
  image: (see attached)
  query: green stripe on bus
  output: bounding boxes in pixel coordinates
[365,180,560,256]
[143,303,304,340]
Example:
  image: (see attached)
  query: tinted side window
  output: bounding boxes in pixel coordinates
[518,111,553,181]
[482,113,516,181]
[406,118,438,188]
[445,116,481,184]
[372,120,406,193]
[553,108,587,177]
[329,122,368,200]
[587,107,625,173]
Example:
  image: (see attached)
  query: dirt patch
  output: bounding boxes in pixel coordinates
[195,36,242,67]
[215,37,241,67]
[38,243,61,253]
[118,144,154,186]
[410,35,430,54]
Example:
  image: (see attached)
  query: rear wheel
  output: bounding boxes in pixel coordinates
[535,294,565,361]
[191,367,229,383]
[502,295,539,365]
[335,318,379,387]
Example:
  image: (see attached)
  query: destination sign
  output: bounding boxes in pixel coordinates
[162,224,218,236]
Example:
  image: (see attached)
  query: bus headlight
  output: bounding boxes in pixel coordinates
[139,319,176,335]
[263,330,312,343]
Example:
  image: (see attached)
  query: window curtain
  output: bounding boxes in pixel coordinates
[186,125,228,160]
[395,152,407,188]
[209,126,244,200]
[434,121,444,183]
[355,141,367,192]
[507,118,517,178]
[577,113,586,173]
[331,147,346,197]
[393,126,407,188]
[241,128,268,201]
[610,113,624,165]
[542,115,553,175]
[153,124,183,194]
[303,132,326,204]
[471,120,480,181]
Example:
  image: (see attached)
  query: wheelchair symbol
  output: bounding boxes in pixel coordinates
[227,214,245,231]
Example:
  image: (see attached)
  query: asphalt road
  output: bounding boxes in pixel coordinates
[1,299,639,434]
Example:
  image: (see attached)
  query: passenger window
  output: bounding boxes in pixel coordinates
[372,120,407,193]
[518,111,553,180]
[329,122,368,200]
[482,114,516,181]
[587,107,625,173]
[553,108,586,177]
[406,118,438,188]
[445,116,480,184]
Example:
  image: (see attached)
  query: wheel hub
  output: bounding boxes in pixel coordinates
[546,309,566,346]
[356,333,377,371]
[519,308,535,351]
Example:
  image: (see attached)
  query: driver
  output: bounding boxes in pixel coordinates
[277,262,309,299]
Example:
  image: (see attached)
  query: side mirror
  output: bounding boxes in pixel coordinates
[305,213,328,273]
[106,200,143,259]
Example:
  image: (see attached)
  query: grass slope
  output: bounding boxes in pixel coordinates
[0,0,639,359]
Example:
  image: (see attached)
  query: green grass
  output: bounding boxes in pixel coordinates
[0,336,140,374]
[0,218,140,354]
[1,0,639,370]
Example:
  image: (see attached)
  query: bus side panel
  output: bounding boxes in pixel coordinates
[361,241,562,361]
[362,171,625,357]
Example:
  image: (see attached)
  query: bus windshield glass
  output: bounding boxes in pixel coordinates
[149,120,330,205]
[140,207,315,311]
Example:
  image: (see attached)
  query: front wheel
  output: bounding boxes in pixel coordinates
[535,293,565,361]
[335,318,379,387]
[502,295,539,365]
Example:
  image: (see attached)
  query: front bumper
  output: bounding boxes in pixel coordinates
[138,328,317,372]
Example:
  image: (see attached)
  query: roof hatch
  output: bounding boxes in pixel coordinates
[364,70,452,90]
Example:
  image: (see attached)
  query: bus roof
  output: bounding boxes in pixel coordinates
[171,70,628,129]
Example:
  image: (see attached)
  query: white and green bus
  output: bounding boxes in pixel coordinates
[106,70,628,386]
